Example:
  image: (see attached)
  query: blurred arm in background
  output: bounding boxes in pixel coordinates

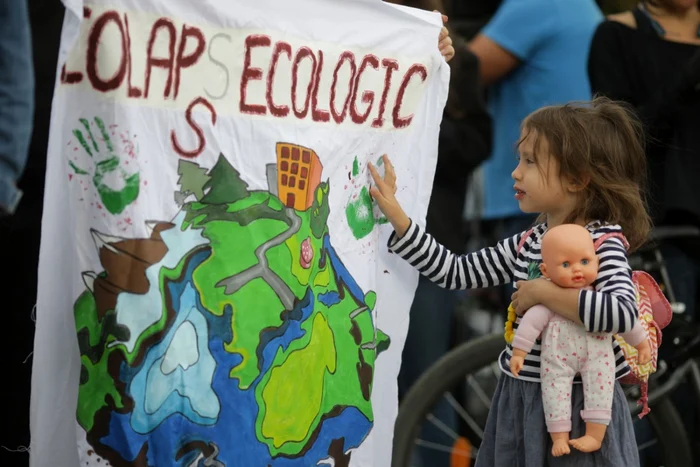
[466,33,518,86]
[0,0,34,216]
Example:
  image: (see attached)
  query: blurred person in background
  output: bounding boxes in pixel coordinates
[464,0,603,304]
[0,0,62,463]
[0,0,33,218]
[386,1,493,465]
[0,0,35,459]
[588,0,700,459]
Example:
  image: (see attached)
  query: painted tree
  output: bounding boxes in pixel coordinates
[176,160,210,202]
[200,153,250,204]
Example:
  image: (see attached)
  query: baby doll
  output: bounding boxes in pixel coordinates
[509,224,651,456]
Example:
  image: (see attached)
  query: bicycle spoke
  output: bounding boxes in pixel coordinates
[466,374,492,409]
[636,438,658,451]
[490,362,501,382]
[444,391,485,440]
[425,412,460,441]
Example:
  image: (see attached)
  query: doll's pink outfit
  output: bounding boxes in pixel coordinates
[513,304,646,432]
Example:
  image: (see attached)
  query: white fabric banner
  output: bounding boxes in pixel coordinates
[30,1,448,466]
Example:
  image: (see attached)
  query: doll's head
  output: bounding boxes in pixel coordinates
[539,224,598,288]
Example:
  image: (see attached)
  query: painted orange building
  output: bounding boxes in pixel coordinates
[276,143,322,211]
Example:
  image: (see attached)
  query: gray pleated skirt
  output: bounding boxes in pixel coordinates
[475,374,639,467]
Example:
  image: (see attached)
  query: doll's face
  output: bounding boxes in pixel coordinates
[540,225,598,289]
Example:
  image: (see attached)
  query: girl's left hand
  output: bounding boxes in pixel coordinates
[436,12,454,62]
[511,279,552,315]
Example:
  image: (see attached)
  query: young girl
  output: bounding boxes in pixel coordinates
[369,97,651,466]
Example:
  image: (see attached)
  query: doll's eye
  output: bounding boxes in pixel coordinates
[562,262,570,268]
[581,259,589,265]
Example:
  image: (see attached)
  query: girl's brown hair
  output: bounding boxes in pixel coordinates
[520,96,652,251]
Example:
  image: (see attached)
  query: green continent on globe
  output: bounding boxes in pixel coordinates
[74,290,125,432]
[188,191,294,390]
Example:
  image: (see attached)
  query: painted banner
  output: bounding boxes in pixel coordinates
[30,1,448,466]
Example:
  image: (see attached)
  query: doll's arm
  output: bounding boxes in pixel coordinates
[512,304,554,353]
[510,304,554,376]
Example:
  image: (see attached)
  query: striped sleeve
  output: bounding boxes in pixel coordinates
[387,219,521,290]
[578,236,638,333]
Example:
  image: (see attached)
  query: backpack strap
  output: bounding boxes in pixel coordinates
[593,232,630,251]
[517,228,535,255]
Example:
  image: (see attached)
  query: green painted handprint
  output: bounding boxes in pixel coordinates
[345,156,388,240]
[70,117,140,215]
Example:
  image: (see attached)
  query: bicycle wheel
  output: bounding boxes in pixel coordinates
[392,333,693,467]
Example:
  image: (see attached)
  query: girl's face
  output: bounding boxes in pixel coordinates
[511,129,578,223]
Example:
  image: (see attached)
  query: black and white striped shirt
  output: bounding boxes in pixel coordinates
[389,220,637,382]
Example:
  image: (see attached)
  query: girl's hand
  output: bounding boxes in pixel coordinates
[436,12,454,62]
[511,279,553,315]
[368,155,411,237]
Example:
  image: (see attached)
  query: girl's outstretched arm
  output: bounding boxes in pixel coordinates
[389,220,522,290]
[369,155,522,290]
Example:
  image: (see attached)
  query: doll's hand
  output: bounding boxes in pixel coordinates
[510,355,525,377]
[435,12,454,62]
[369,155,410,237]
[511,279,551,315]
[637,339,652,365]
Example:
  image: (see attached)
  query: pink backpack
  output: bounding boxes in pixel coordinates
[516,229,673,418]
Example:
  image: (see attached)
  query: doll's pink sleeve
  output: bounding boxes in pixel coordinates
[511,304,555,353]
[618,320,647,347]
